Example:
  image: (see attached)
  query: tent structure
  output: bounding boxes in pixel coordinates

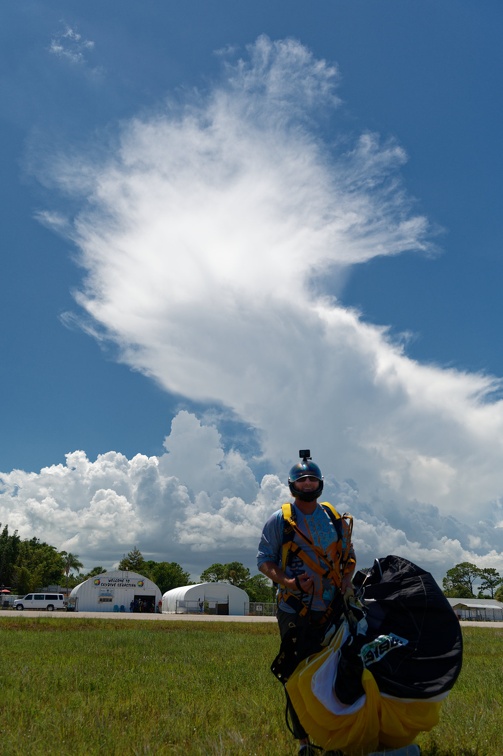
[447,597,503,621]
[68,570,162,613]
[162,582,249,616]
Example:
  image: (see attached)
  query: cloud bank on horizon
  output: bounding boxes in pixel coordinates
[2,36,503,581]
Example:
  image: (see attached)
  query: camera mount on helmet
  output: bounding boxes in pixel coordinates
[288,449,324,502]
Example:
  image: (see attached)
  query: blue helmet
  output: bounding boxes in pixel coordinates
[288,455,324,502]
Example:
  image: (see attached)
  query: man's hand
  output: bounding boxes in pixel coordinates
[291,572,313,593]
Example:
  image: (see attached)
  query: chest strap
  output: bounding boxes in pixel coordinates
[280,502,355,615]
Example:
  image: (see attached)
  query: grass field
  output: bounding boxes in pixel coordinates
[1,617,501,756]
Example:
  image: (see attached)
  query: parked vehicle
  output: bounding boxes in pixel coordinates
[14,593,66,611]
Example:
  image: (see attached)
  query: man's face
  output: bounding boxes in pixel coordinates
[294,475,320,494]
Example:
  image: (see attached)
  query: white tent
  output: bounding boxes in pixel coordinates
[162,582,249,616]
[68,570,162,613]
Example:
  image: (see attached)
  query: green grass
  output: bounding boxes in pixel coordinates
[0,618,501,756]
[416,627,503,756]
[1,618,286,756]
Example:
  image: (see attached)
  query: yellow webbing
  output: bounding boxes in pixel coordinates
[280,501,351,590]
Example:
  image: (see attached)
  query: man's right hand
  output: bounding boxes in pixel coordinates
[290,572,313,593]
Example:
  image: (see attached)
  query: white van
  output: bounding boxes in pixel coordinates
[14,593,66,611]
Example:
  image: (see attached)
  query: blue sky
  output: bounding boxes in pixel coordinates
[1,1,503,583]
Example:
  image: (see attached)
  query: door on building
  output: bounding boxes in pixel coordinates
[133,595,155,612]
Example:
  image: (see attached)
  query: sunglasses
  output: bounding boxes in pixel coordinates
[296,476,319,483]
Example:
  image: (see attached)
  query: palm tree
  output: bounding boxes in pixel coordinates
[62,552,84,596]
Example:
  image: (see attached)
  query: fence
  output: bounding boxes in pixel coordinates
[456,607,503,621]
[171,599,277,616]
[247,601,277,617]
[175,599,229,615]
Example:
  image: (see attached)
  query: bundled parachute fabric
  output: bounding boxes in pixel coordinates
[286,555,463,755]
[352,555,463,700]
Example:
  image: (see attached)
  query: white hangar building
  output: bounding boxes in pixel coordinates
[162,582,249,616]
[447,597,503,622]
[68,570,162,613]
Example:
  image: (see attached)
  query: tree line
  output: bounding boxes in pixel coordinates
[2,524,501,603]
[442,561,503,601]
[0,525,274,602]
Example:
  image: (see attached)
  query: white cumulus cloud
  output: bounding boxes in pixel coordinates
[1,410,502,582]
[15,35,503,583]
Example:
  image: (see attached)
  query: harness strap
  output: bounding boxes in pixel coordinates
[280,502,355,611]
[287,541,338,582]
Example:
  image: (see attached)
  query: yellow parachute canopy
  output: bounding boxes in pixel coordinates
[286,623,444,755]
